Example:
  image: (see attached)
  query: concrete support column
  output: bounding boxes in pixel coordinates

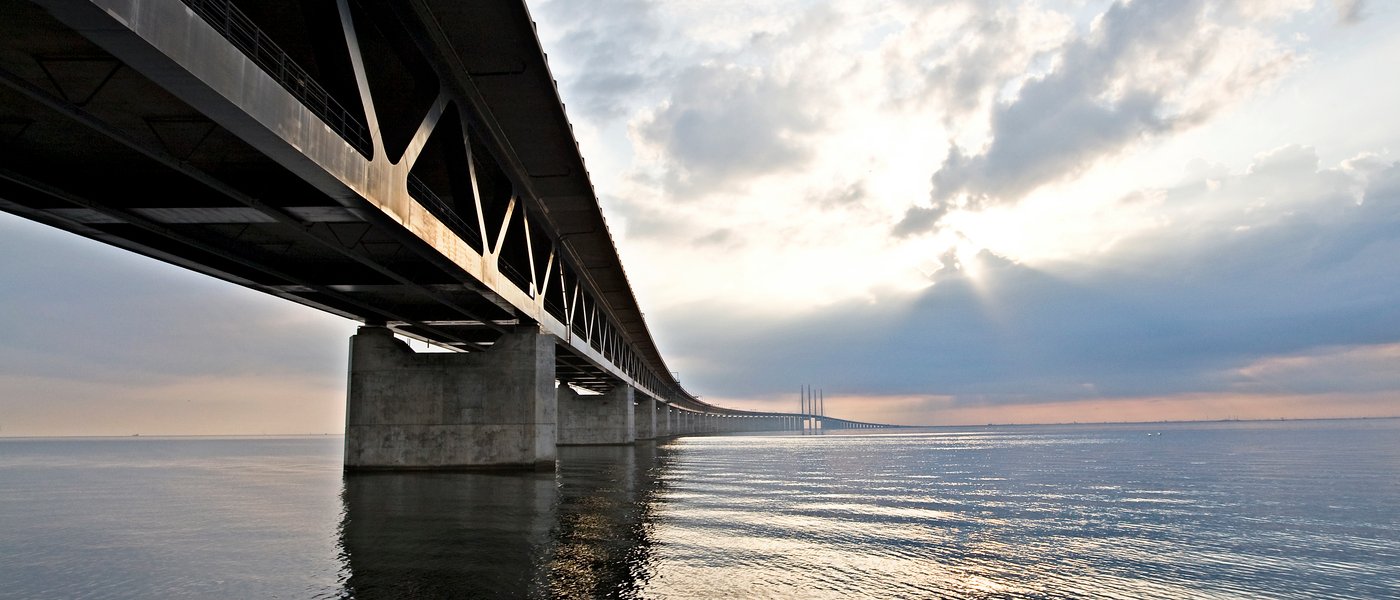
[345,326,556,471]
[558,384,636,445]
[636,395,657,440]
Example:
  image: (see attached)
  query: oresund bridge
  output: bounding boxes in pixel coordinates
[1,0,890,469]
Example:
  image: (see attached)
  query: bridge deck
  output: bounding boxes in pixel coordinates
[0,0,894,427]
[0,0,720,410]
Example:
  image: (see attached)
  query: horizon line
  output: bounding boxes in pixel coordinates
[2,415,1396,440]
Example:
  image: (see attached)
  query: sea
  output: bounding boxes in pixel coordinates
[1,418,1396,599]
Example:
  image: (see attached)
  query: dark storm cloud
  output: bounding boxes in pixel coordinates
[658,150,1400,406]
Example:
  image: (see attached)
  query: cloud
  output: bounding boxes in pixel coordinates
[806,181,868,209]
[632,62,822,196]
[897,0,1301,236]
[532,0,665,122]
[883,2,1072,122]
[693,228,738,248]
[606,2,863,201]
[656,147,1400,422]
[1333,0,1366,24]
[1227,0,1317,22]
[1231,343,1400,395]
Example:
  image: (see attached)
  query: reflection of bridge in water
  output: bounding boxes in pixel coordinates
[341,444,663,598]
[2,0,893,468]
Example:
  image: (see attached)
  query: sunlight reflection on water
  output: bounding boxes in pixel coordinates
[1,420,1397,599]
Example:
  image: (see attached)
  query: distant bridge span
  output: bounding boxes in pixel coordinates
[1,0,891,468]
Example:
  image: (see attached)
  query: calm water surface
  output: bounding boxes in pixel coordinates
[1,419,1397,598]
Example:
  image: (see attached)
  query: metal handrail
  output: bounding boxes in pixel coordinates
[406,174,533,295]
[405,174,484,251]
[179,0,372,155]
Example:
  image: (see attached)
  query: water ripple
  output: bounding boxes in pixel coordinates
[2,421,1397,598]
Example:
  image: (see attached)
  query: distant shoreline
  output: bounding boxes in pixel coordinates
[897,415,1400,429]
[0,433,345,440]
[1,415,1396,439]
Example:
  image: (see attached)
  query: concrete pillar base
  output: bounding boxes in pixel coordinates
[657,406,672,437]
[344,326,557,471]
[636,395,657,440]
[558,384,636,445]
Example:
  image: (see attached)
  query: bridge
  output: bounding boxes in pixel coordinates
[0,0,890,469]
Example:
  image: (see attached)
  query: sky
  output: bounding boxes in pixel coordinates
[3,0,1399,435]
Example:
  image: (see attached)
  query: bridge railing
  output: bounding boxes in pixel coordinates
[179,0,373,156]
[171,0,706,406]
[405,174,485,252]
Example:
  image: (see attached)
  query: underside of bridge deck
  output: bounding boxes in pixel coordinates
[0,0,647,394]
[1,0,881,469]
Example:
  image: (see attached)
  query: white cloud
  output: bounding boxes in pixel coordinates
[533,0,666,122]
[897,0,1304,236]
[7,0,1398,431]
[650,148,1400,416]
[632,61,823,194]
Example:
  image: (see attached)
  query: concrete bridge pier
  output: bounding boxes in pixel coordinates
[657,406,672,437]
[345,326,557,471]
[636,395,657,440]
[558,384,636,446]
